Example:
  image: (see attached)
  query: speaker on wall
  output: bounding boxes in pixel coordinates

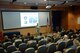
[31,6,38,9]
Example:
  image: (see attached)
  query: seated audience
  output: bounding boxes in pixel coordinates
[27,35,36,45]
[70,35,80,49]
[46,38,52,47]
[12,34,17,42]
[56,35,70,44]
[52,31,60,39]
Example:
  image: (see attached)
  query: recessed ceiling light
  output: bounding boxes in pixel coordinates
[35,3,38,5]
[66,1,68,3]
[46,5,51,8]
[44,0,47,1]
[24,2,27,4]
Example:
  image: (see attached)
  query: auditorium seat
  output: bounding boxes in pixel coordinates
[37,45,47,53]
[66,40,73,48]
[64,48,75,53]
[3,41,12,50]
[19,43,28,53]
[76,46,80,53]
[0,47,5,53]
[25,48,35,53]
[7,45,17,53]
[57,42,66,52]
[47,43,56,53]
[38,39,47,46]
[12,51,21,53]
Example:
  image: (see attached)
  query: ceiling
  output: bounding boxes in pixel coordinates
[0,0,80,8]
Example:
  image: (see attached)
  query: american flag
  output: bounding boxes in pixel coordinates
[47,17,49,33]
[47,17,49,26]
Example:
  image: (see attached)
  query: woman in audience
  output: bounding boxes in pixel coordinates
[12,34,17,42]
[4,35,11,42]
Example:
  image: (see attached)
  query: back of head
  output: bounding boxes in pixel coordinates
[30,35,34,40]
[4,35,8,39]
[63,35,68,39]
[47,38,52,43]
[39,33,42,36]
[27,33,30,36]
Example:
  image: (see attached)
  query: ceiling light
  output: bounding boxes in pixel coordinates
[46,5,51,8]
[44,0,47,1]
[24,2,27,4]
[66,1,69,3]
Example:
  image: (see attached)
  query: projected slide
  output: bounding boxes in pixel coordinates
[20,12,38,27]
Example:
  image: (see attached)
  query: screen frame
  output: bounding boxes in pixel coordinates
[1,10,51,30]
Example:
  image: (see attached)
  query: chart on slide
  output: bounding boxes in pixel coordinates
[20,12,38,27]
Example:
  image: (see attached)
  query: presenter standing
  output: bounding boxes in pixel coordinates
[36,23,40,36]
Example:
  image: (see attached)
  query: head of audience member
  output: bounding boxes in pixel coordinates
[63,35,69,40]
[30,35,34,40]
[44,34,47,38]
[27,32,31,36]
[39,33,42,36]
[52,31,57,36]
[26,32,32,40]
[4,35,11,42]
[19,34,24,38]
[4,35,8,39]
[13,34,17,37]
[47,38,52,43]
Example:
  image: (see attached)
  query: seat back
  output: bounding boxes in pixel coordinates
[38,39,47,46]
[66,40,73,48]
[57,42,66,51]
[15,41,22,48]
[25,48,35,53]
[7,45,17,53]
[54,38,60,43]
[12,51,21,53]
[64,48,75,53]
[19,43,28,53]
[29,41,37,50]
[76,46,80,53]
[0,47,5,53]
[38,45,47,53]
[3,41,12,49]
[47,43,56,53]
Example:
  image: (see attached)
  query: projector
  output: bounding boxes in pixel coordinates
[46,5,51,8]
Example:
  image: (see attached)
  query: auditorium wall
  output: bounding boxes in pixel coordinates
[0,3,80,35]
[67,6,80,30]
[0,3,65,35]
